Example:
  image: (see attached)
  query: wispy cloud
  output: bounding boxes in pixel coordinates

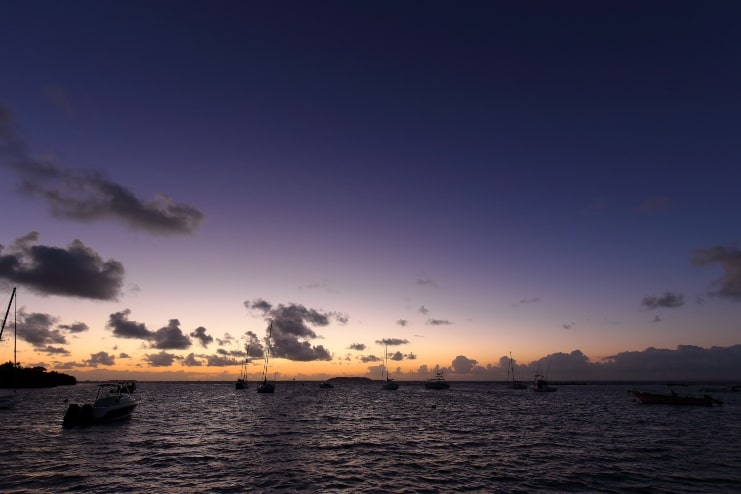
[416,277,437,288]
[426,319,451,326]
[692,245,741,301]
[0,101,204,235]
[375,338,409,346]
[641,292,684,309]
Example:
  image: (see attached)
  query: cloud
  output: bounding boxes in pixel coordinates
[245,300,344,361]
[348,343,366,351]
[151,319,192,350]
[418,305,429,314]
[190,326,213,348]
[0,232,125,300]
[205,354,240,366]
[375,338,409,346]
[106,309,154,339]
[85,351,115,367]
[512,297,540,307]
[360,355,382,363]
[0,102,203,235]
[143,351,182,367]
[650,315,661,323]
[58,322,89,333]
[562,322,575,330]
[17,310,67,347]
[396,319,408,327]
[426,318,451,325]
[641,292,684,309]
[217,333,235,346]
[406,352,417,360]
[416,278,437,287]
[244,298,272,313]
[451,355,478,374]
[390,351,404,361]
[183,353,203,367]
[692,245,741,301]
[42,346,70,355]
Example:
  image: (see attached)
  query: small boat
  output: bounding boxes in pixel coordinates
[319,381,334,389]
[256,321,275,394]
[236,345,250,389]
[506,352,527,389]
[381,343,399,390]
[62,382,139,427]
[630,385,723,406]
[0,287,19,410]
[425,370,450,390]
[531,374,557,392]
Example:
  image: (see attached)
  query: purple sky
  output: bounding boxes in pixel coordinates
[1,1,740,381]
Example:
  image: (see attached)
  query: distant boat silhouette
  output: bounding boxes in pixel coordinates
[506,352,527,389]
[425,370,450,390]
[257,320,275,394]
[236,344,249,389]
[630,384,722,406]
[0,287,19,409]
[382,343,399,390]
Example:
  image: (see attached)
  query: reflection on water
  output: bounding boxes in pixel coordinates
[1,382,740,492]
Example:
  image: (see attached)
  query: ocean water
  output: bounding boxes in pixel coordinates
[1,381,740,493]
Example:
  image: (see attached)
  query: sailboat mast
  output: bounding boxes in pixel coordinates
[263,320,272,381]
[510,352,516,382]
[0,287,16,341]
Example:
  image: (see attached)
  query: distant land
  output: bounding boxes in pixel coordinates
[0,362,77,388]
[327,377,373,383]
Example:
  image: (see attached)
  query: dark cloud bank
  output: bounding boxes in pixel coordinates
[0,232,124,300]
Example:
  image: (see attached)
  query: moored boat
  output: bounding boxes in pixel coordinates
[256,321,275,394]
[425,370,450,390]
[531,374,557,392]
[381,343,399,390]
[630,385,722,406]
[63,382,139,427]
[319,381,334,389]
[506,352,527,389]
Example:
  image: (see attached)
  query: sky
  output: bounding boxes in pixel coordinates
[1,1,740,382]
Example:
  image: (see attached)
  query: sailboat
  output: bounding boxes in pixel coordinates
[235,344,249,389]
[381,343,399,390]
[506,352,527,389]
[0,287,19,409]
[256,320,275,394]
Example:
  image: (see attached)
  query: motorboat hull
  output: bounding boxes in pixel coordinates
[631,391,721,406]
[63,383,139,427]
[257,382,275,394]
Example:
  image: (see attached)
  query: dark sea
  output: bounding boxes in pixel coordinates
[1,381,740,493]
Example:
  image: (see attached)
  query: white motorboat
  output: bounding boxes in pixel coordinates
[63,383,139,427]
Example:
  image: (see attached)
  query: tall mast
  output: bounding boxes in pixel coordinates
[0,287,16,341]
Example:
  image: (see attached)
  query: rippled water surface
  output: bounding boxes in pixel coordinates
[1,382,740,493]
